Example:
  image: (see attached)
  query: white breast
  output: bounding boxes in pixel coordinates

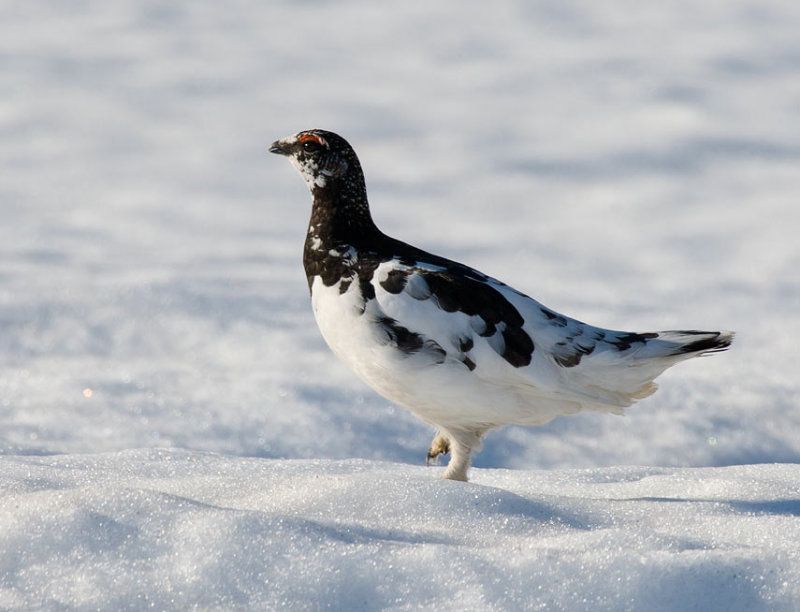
[311,276,435,405]
[310,275,377,376]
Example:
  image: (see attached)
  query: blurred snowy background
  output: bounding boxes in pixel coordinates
[2,0,797,469]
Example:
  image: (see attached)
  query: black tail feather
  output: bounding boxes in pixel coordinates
[670,330,734,356]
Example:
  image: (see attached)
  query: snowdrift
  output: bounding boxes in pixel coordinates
[2,450,798,610]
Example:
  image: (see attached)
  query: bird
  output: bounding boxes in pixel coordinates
[269,129,733,482]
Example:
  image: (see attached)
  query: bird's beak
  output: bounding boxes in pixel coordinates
[269,140,291,156]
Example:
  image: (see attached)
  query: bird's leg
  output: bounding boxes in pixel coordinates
[441,430,484,482]
[426,432,450,465]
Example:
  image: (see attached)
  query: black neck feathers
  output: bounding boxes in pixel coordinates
[306,162,378,246]
[303,160,382,289]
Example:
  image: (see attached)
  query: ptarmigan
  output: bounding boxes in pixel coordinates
[270,129,733,482]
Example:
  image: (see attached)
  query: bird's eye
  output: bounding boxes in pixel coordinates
[302,140,323,153]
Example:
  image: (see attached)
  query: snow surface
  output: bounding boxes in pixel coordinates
[1,0,799,609]
[2,451,800,611]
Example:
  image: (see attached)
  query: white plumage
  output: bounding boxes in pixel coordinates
[271,129,734,481]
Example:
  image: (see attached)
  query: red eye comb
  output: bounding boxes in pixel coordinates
[298,133,326,146]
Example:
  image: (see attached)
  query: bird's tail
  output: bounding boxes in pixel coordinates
[614,329,734,404]
[555,329,734,413]
[638,330,735,359]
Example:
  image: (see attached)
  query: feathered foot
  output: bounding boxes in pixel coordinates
[426,432,450,466]
[440,429,486,482]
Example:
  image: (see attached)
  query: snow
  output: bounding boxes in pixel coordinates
[1,0,799,609]
[2,452,799,610]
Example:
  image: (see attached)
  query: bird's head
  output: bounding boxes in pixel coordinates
[269,129,357,191]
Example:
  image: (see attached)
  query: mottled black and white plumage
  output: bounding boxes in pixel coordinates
[270,129,734,482]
